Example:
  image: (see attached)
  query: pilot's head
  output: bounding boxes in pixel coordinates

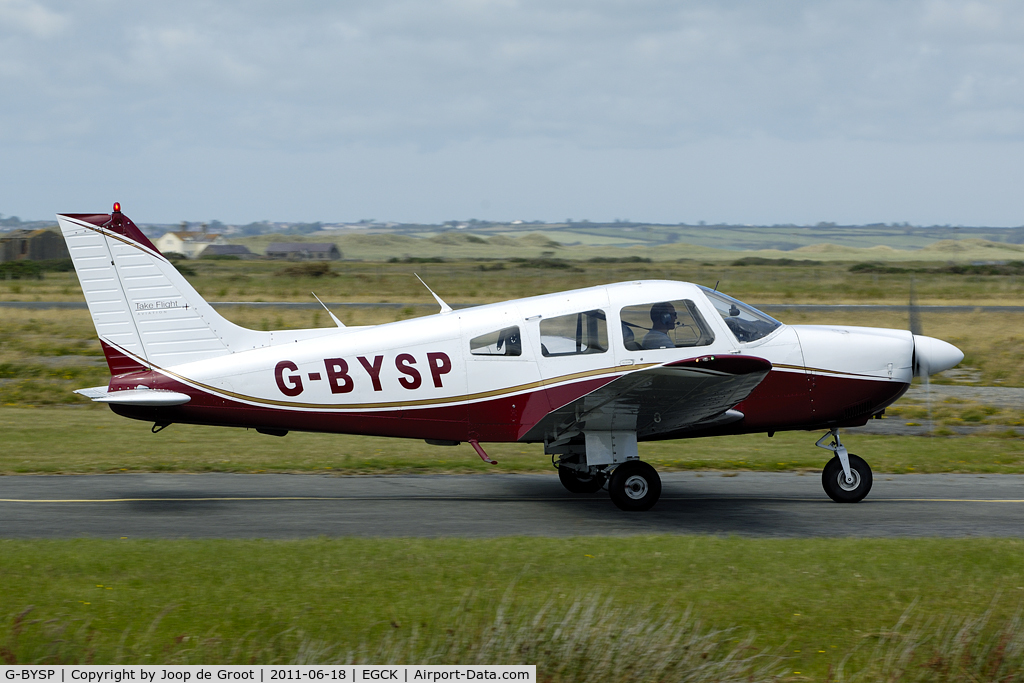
[650,302,677,330]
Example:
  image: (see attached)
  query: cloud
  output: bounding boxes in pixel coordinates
[0,0,67,38]
[4,0,1024,150]
[3,1,1024,224]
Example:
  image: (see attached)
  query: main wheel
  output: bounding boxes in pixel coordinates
[822,454,873,503]
[558,466,606,493]
[608,461,662,511]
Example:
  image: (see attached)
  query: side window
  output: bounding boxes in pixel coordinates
[620,300,714,350]
[539,310,608,357]
[701,288,782,343]
[470,326,522,356]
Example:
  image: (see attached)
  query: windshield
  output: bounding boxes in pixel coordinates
[699,286,782,343]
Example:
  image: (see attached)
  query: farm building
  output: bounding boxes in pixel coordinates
[155,231,229,258]
[265,242,342,260]
[0,229,70,262]
[200,244,256,259]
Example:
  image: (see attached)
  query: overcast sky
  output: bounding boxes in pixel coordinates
[2,0,1024,225]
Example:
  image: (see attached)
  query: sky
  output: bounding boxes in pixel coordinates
[2,0,1024,226]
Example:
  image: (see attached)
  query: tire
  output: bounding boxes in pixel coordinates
[558,466,606,493]
[821,454,873,503]
[608,461,662,511]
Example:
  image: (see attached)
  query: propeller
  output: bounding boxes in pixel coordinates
[908,276,933,432]
[908,276,965,433]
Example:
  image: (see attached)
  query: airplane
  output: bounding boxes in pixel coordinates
[56,204,964,511]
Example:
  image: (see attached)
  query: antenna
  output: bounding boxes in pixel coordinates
[713,280,720,292]
[311,292,345,328]
[415,274,453,314]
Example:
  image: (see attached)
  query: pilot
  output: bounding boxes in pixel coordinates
[501,327,520,356]
[642,302,677,349]
[501,328,521,356]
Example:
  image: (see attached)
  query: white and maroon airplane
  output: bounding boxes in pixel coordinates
[57,205,963,511]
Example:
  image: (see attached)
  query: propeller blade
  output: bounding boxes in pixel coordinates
[908,276,922,336]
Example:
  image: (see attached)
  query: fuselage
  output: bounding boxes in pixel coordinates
[108,280,927,442]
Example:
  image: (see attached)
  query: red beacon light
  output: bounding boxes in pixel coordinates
[112,202,121,213]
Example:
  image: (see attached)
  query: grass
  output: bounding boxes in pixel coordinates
[3,537,1024,678]
[1,407,1023,475]
[230,229,1024,264]
[3,258,1024,306]
[2,261,1023,677]
[2,301,1024,396]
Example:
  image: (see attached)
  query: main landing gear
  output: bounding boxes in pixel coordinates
[608,460,662,511]
[558,464,607,493]
[816,428,873,503]
[556,456,662,511]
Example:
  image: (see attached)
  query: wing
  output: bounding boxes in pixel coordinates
[521,355,772,442]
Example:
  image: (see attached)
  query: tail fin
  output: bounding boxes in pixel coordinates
[58,205,267,371]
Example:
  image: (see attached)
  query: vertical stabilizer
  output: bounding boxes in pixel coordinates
[58,205,269,371]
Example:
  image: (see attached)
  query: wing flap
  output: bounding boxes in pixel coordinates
[522,355,771,442]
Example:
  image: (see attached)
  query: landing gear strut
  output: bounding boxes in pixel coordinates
[549,432,662,510]
[816,429,873,503]
[557,465,607,493]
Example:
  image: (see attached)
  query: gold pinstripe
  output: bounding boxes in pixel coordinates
[772,363,893,380]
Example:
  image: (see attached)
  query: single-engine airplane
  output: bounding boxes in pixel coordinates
[57,205,964,511]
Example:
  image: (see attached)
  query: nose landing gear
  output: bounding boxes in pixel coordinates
[816,429,873,502]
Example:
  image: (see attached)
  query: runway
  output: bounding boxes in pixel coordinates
[1,472,1023,538]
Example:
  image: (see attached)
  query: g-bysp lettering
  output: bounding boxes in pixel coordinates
[275,352,452,397]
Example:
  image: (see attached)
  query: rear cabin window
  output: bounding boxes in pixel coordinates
[620,300,714,350]
[469,326,522,356]
[539,310,608,357]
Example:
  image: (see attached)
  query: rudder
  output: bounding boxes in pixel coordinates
[57,204,267,371]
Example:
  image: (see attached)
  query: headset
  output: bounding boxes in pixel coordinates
[651,303,677,328]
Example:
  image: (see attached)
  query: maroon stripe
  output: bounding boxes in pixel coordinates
[106,371,617,443]
[62,210,161,253]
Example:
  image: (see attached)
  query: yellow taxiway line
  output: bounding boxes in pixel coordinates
[3,496,1024,504]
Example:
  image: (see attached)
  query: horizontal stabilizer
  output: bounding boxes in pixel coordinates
[75,385,191,406]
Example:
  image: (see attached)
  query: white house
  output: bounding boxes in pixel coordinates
[155,232,229,259]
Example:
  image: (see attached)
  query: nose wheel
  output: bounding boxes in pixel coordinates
[822,453,873,502]
[608,460,662,511]
[816,429,873,503]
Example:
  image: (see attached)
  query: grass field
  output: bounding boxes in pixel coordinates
[1,407,1023,475]
[3,257,1023,677]
[3,537,1024,679]
[3,257,1024,306]
[228,229,1024,264]
[3,305,1022,410]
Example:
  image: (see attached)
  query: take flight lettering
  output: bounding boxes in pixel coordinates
[274,352,452,397]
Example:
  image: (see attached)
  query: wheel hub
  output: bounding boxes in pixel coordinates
[623,475,649,500]
[837,468,861,492]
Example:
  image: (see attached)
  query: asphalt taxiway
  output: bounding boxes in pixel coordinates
[1,472,1023,538]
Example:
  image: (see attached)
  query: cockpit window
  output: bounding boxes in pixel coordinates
[699,286,782,343]
[620,300,714,350]
[540,310,608,357]
[470,326,522,356]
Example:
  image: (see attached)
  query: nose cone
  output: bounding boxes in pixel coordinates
[913,335,964,376]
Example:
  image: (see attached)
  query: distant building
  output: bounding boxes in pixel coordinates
[0,229,70,262]
[265,242,342,261]
[155,231,229,258]
[200,244,256,259]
